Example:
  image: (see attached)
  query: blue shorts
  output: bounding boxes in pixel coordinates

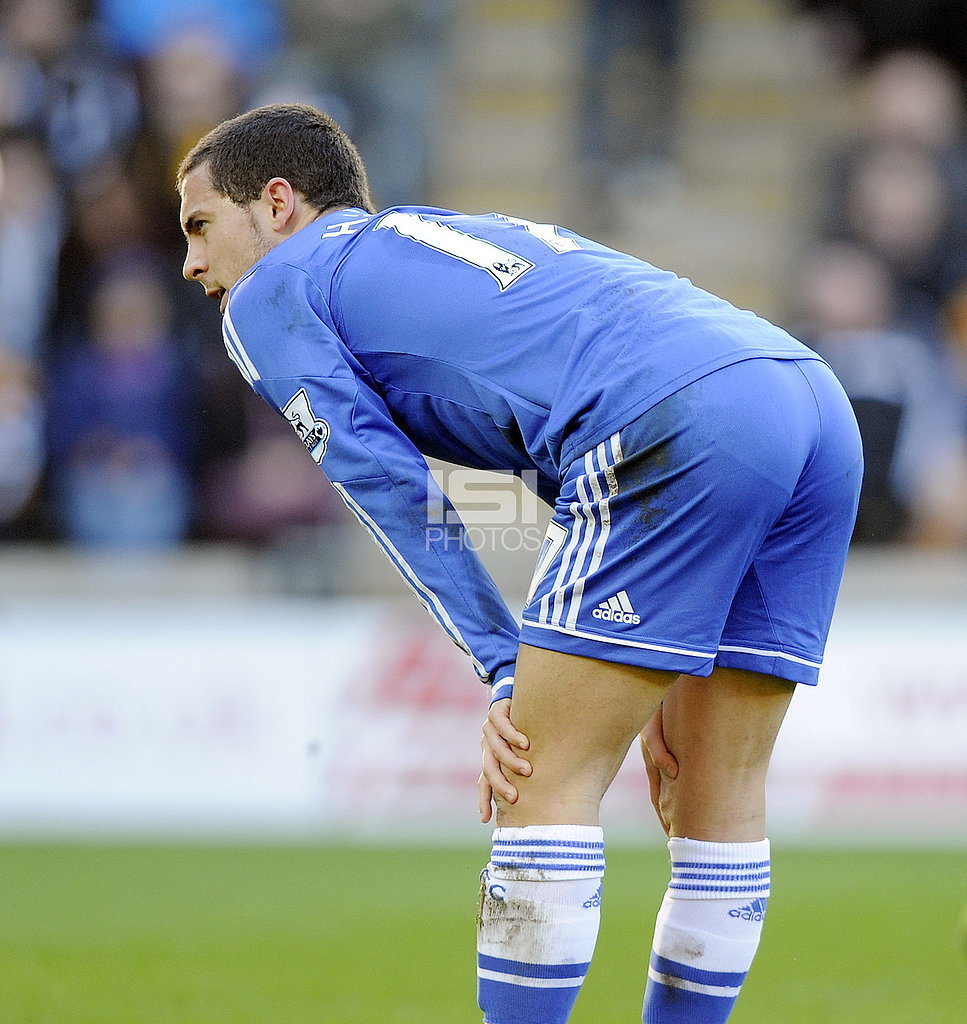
[518,357,863,685]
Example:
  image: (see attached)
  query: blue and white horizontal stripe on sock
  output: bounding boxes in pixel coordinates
[489,826,607,879]
[478,825,605,1024]
[668,838,771,899]
[643,838,771,1024]
[648,953,747,1002]
[477,955,593,997]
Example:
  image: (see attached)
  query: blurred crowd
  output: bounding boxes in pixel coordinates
[789,35,967,547]
[2,0,967,555]
[787,0,967,547]
[0,0,450,551]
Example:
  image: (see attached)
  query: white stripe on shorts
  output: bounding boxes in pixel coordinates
[537,433,622,632]
[717,643,822,669]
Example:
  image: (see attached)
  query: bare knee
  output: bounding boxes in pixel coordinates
[494,766,614,827]
[651,669,795,841]
[655,764,771,841]
[493,646,676,828]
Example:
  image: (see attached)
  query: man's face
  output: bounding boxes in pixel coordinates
[180,164,272,313]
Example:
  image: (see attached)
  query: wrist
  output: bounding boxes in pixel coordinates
[489,676,514,705]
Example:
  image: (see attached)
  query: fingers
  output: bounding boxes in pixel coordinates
[478,746,512,824]
[640,706,676,836]
[478,698,531,823]
[649,747,679,779]
[489,697,529,751]
[482,699,532,778]
[641,705,679,779]
[480,731,520,810]
[481,719,532,780]
[477,772,494,824]
[641,734,671,836]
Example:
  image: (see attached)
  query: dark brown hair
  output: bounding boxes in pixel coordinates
[177,103,375,213]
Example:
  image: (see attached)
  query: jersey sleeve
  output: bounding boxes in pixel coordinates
[223,260,520,687]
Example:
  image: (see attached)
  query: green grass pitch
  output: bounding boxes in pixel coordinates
[0,843,963,1023]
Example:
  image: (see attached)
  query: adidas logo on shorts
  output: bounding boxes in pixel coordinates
[592,590,641,625]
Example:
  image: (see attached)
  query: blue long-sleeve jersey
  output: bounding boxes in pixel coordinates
[222,205,821,687]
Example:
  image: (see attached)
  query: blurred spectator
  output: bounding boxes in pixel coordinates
[46,255,198,548]
[576,0,685,229]
[200,392,347,548]
[137,26,251,192]
[0,134,64,360]
[0,348,45,531]
[42,4,285,549]
[857,48,967,154]
[908,280,967,547]
[838,140,967,333]
[95,0,282,73]
[815,50,967,336]
[269,0,452,206]
[51,156,162,348]
[0,131,56,536]
[0,0,139,180]
[795,242,965,544]
[793,0,967,81]
[855,48,967,217]
[0,0,431,553]
[120,21,270,294]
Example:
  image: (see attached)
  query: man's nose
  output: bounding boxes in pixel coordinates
[183,243,207,282]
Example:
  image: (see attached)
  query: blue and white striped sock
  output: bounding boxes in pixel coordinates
[477,825,605,1024]
[642,837,771,1024]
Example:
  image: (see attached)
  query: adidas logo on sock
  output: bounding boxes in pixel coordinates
[592,590,640,625]
[583,885,602,909]
[728,897,768,922]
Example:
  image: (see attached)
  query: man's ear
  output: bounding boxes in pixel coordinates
[262,177,297,231]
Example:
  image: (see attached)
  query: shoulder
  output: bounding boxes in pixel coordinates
[222,253,356,385]
[226,256,323,330]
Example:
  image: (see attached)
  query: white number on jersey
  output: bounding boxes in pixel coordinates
[375,210,581,290]
[493,214,583,254]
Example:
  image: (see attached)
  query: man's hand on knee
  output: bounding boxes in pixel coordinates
[478,698,531,823]
[640,705,679,835]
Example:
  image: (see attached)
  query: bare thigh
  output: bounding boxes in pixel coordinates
[495,643,678,827]
[655,666,797,841]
